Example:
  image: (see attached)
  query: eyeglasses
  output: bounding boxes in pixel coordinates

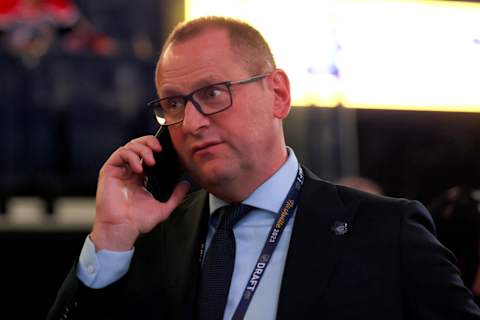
[147,73,270,126]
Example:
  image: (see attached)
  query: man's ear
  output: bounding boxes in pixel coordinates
[271,69,291,119]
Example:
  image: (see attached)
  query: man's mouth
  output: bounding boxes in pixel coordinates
[191,141,223,156]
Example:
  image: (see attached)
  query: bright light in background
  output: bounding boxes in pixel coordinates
[185,0,480,112]
[185,0,341,108]
[336,0,480,113]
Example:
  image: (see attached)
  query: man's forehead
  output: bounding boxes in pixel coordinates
[156,31,243,75]
[158,29,233,70]
[169,27,231,51]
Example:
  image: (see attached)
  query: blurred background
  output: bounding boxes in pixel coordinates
[0,0,479,318]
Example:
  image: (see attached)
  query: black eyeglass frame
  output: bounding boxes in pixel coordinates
[147,73,270,126]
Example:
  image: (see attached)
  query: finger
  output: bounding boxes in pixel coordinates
[125,141,158,166]
[139,181,190,229]
[129,135,162,152]
[114,147,144,174]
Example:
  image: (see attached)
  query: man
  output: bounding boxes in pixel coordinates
[48,16,480,319]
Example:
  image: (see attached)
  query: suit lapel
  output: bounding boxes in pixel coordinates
[162,190,210,319]
[277,168,352,319]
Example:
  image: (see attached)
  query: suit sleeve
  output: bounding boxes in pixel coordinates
[46,262,127,320]
[400,200,480,319]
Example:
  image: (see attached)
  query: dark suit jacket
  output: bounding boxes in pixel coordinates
[47,167,480,319]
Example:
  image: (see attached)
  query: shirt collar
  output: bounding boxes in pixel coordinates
[209,147,299,215]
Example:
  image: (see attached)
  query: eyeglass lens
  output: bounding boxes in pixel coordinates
[156,83,232,125]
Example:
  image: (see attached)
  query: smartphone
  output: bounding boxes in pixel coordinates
[144,127,185,202]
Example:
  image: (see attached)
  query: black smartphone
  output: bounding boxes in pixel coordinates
[144,127,185,202]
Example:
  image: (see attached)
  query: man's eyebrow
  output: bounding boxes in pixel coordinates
[158,86,183,98]
[159,76,226,97]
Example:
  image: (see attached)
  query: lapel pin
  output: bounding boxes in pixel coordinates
[331,221,349,235]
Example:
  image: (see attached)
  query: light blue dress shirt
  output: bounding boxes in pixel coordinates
[77,148,299,320]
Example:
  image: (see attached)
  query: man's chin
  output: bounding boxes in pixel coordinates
[188,162,233,189]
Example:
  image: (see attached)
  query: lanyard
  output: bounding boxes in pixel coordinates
[231,166,304,320]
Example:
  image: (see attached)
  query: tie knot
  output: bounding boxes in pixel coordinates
[217,203,251,230]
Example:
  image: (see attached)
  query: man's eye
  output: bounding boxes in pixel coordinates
[162,98,184,112]
[206,87,221,98]
[168,100,178,107]
[199,85,226,100]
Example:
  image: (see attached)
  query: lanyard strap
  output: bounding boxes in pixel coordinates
[231,166,304,320]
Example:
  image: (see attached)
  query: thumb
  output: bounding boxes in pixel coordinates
[163,180,191,212]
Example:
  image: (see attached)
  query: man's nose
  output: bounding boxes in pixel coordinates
[181,99,209,134]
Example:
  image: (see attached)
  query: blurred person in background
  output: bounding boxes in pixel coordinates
[430,186,480,304]
[0,0,115,67]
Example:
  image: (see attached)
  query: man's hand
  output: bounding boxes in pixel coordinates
[91,135,190,251]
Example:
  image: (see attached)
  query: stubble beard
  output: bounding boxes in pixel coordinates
[187,153,256,200]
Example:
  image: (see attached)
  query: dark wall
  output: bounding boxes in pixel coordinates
[285,107,480,205]
[0,231,88,319]
[356,109,480,204]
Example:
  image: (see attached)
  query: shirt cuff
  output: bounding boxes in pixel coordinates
[76,235,135,289]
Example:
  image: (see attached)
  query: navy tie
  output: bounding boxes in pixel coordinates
[197,203,251,320]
